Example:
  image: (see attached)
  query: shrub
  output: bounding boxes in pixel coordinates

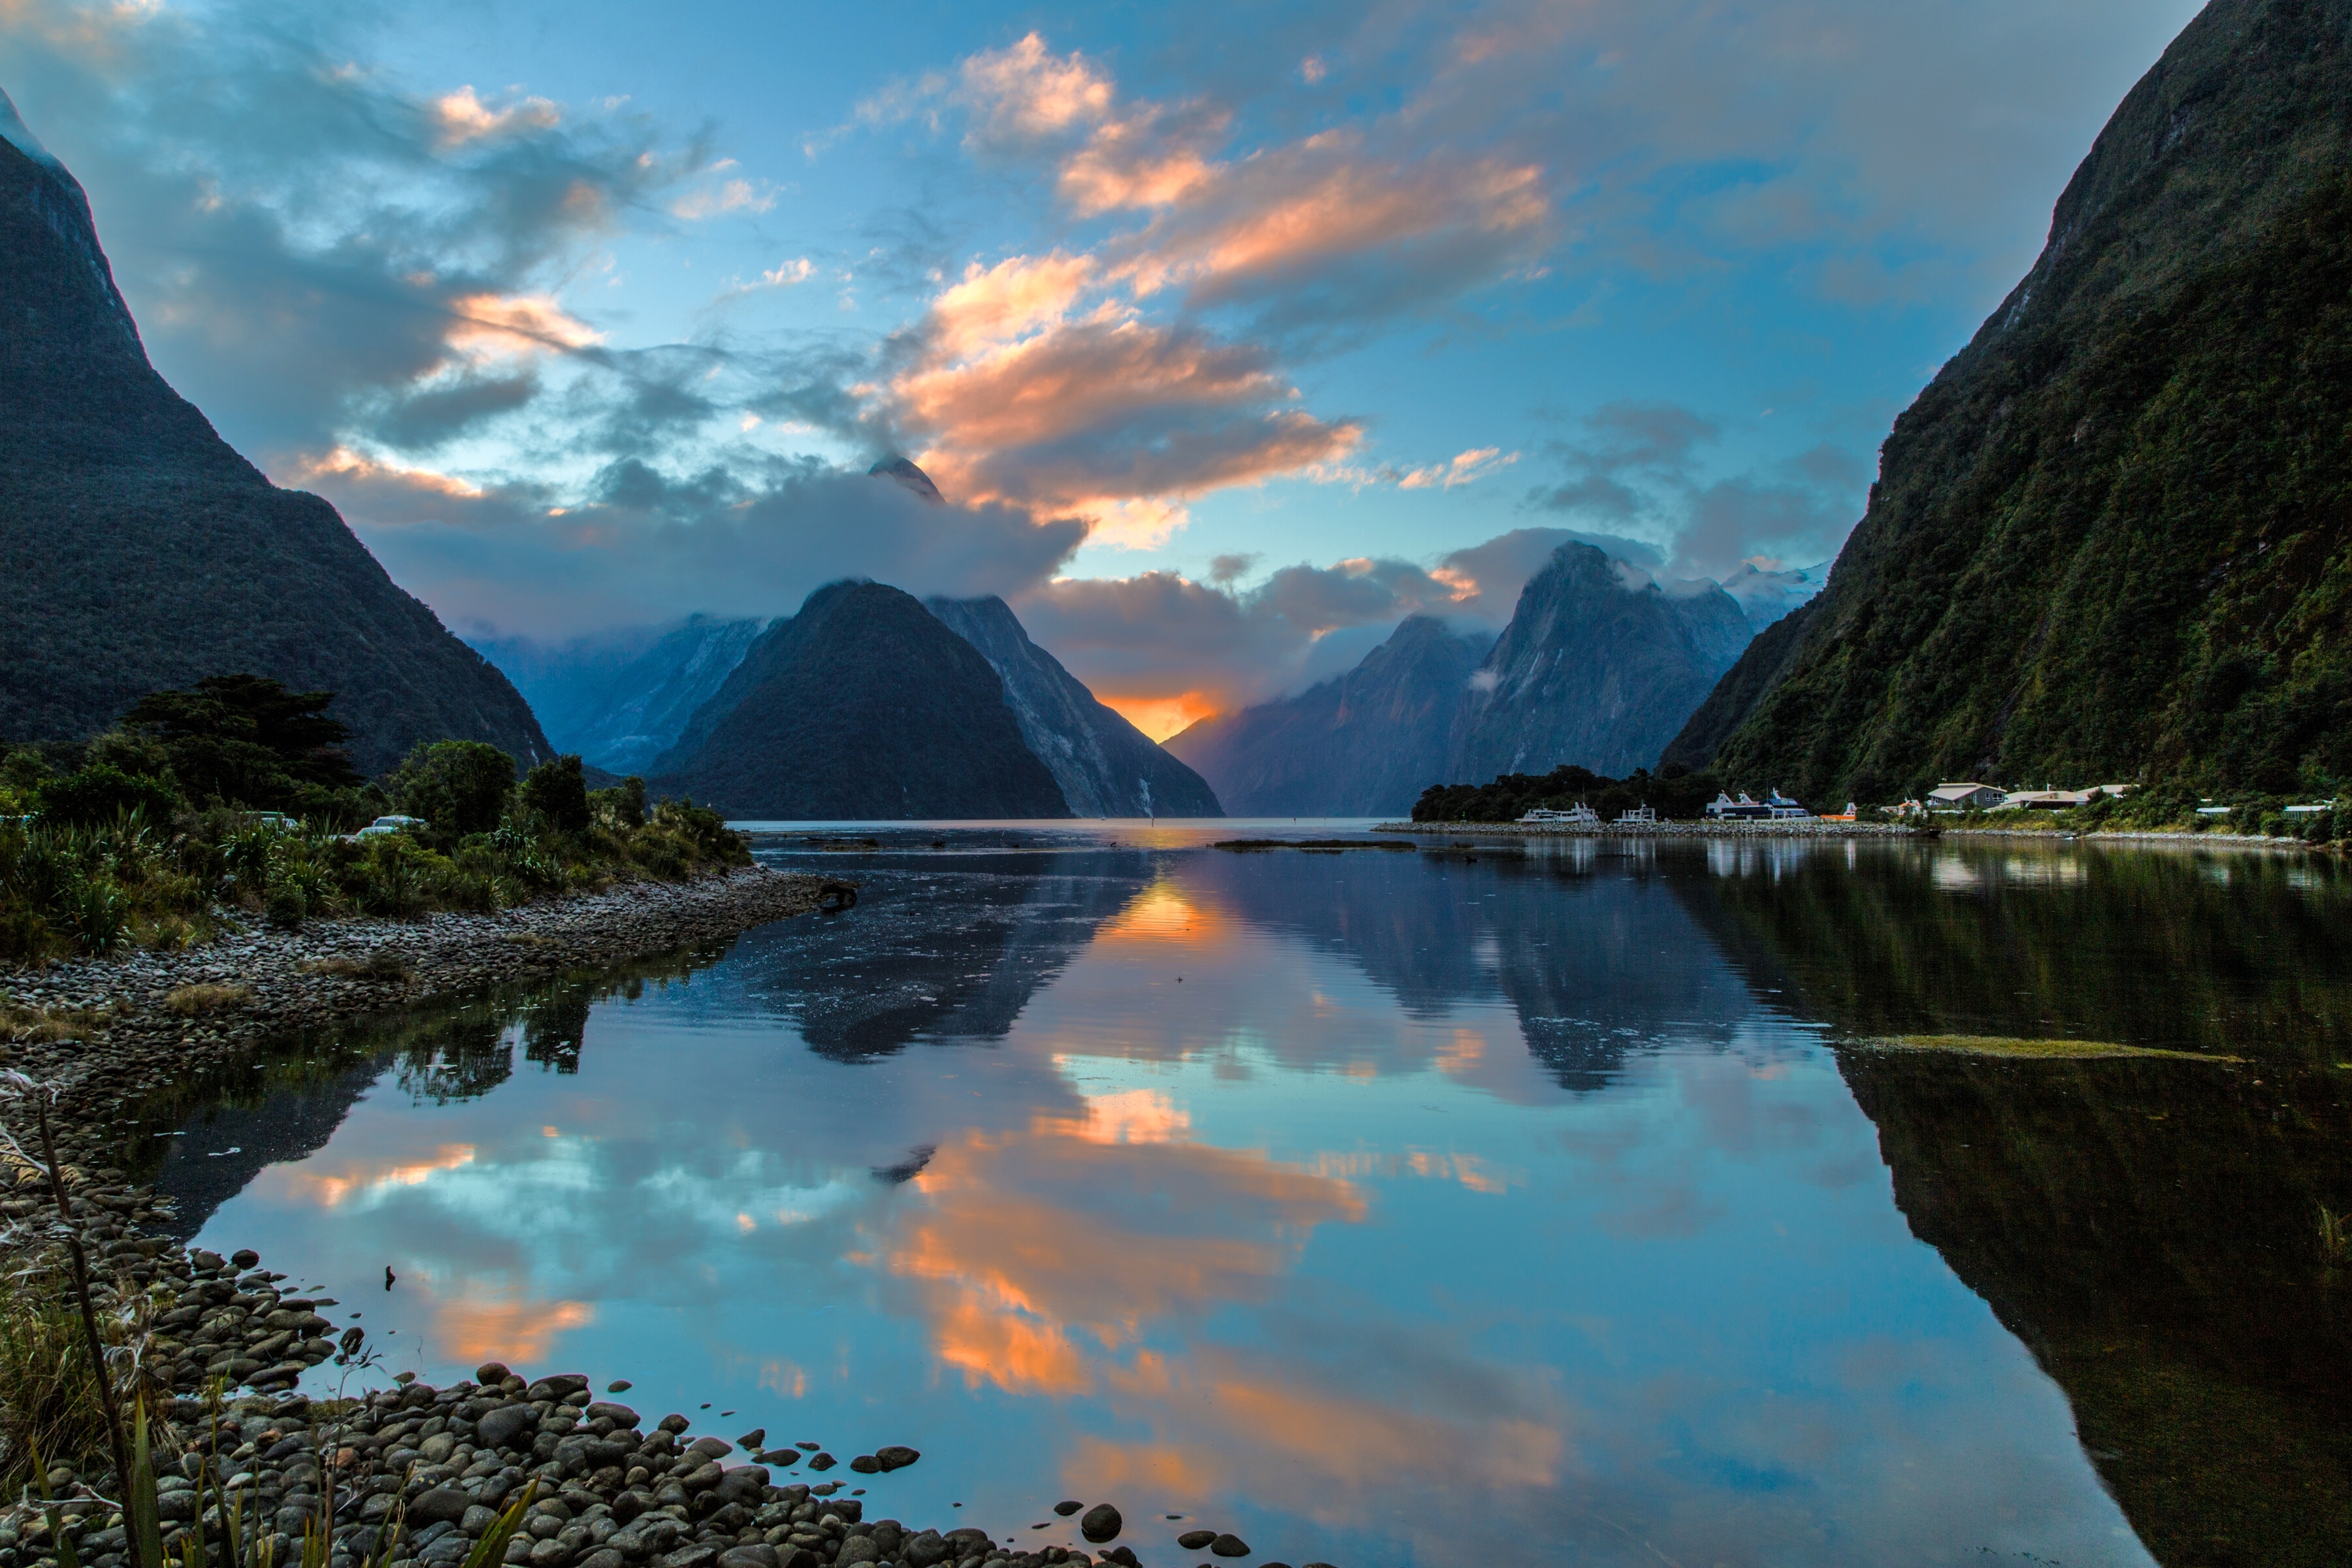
[520,755,592,836]
[34,763,180,826]
[265,885,306,928]
[386,740,516,837]
[591,775,648,830]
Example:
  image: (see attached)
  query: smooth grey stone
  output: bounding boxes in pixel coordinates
[410,1492,472,1529]
[480,1407,540,1453]
[1079,1505,1121,1544]
[716,1548,779,1568]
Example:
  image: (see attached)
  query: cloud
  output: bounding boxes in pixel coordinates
[308,458,1086,640]
[0,0,697,466]
[1529,401,1859,580]
[872,251,1364,528]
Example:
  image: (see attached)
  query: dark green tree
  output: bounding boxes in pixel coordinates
[122,674,360,808]
[387,740,516,836]
[521,754,592,836]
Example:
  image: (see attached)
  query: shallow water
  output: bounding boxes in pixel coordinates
[135,826,2352,1567]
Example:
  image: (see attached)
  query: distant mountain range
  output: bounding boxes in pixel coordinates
[477,460,1222,821]
[0,95,548,774]
[1166,616,1493,817]
[1168,540,1765,815]
[473,615,768,776]
[1669,0,2352,802]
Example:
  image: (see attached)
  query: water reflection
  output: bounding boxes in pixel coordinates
[135,831,2352,1565]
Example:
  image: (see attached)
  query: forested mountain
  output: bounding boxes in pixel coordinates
[1166,616,1493,817]
[924,595,1221,817]
[1667,0,2352,802]
[0,97,548,775]
[649,581,1070,819]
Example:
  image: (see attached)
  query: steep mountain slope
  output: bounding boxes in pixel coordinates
[1667,0,2352,801]
[1164,616,1493,816]
[1449,542,1752,780]
[651,581,1070,820]
[924,595,1222,817]
[0,102,548,775]
[474,615,766,774]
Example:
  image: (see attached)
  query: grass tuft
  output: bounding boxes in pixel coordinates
[161,983,252,1017]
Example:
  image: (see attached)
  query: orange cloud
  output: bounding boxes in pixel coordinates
[261,1142,476,1209]
[292,446,485,501]
[887,1121,1364,1397]
[1099,691,1218,742]
[444,292,604,359]
[429,1294,595,1365]
[956,32,1114,142]
[1113,149,1547,300]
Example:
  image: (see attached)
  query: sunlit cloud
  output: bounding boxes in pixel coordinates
[431,85,560,146]
[444,291,605,360]
[260,1143,477,1209]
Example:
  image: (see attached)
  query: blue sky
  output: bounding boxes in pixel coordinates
[0,0,2203,730]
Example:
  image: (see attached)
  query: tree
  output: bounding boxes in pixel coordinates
[521,755,592,836]
[122,674,359,808]
[387,740,515,836]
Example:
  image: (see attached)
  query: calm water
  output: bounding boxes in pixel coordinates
[129,828,2352,1568]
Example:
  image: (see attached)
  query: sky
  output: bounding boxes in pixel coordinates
[0,0,2204,735]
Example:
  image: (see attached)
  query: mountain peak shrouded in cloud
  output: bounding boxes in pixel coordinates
[870,455,947,503]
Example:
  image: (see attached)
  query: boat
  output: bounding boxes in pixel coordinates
[1520,802,1602,826]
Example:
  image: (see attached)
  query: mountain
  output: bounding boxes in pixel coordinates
[923,595,1222,817]
[650,580,1070,820]
[1165,615,1494,816]
[473,615,766,774]
[1718,559,1830,634]
[1667,0,2352,802]
[0,97,548,776]
[1448,542,1753,781]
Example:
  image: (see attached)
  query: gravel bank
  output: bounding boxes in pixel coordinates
[2,868,835,1113]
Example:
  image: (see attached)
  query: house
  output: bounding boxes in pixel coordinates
[1999,789,2081,809]
[1927,783,2006,811]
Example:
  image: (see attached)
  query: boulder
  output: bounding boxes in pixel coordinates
[1080,1505,1122,1544]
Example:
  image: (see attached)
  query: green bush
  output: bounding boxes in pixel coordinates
[520,754,592,836]
[387,740,516,836]
[34,762,180,826]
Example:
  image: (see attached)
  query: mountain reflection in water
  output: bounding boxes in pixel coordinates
[129,832,2352,1566]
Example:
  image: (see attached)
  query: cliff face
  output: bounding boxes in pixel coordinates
[1449,543,1752,781]
[475,616,768,775]
[0,103,549,774]
[1668,0,2352,801]
[923,595,1222,817]
[1164,616,1494,817]
[651,581,1070,820]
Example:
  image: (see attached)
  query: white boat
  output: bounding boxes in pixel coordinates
[1520,802,1602,826]
[1618,804,1659,826]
